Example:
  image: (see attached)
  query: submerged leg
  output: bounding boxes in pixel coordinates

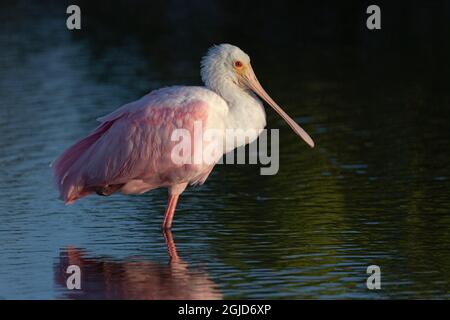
[162,183,187,230]
[162,229,180,262]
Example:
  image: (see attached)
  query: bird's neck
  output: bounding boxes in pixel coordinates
[208,81,266,125]
[206,81,267,153]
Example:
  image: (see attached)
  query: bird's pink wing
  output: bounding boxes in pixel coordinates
[53,89,210,204]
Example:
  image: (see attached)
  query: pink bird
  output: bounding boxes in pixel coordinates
[53,44,314,229]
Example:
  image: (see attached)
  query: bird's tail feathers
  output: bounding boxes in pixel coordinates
[53,122,114,204]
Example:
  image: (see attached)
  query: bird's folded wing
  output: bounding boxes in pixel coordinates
[55,98,209,203]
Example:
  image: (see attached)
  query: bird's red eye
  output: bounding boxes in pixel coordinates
[234,61,243,68]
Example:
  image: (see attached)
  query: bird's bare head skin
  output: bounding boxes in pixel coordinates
[201,43,315,148]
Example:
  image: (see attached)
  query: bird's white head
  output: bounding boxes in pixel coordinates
[201,43,315,148]
[201,44,251,92]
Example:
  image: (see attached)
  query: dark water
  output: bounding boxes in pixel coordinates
[1,1,450,299]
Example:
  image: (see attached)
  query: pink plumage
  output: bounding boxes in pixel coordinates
[53,86,218,205]
[53,44,314,229]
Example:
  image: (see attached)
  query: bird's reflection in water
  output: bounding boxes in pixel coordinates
[54,231,222,299]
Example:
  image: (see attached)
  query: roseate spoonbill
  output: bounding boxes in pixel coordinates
[53,44,314,229]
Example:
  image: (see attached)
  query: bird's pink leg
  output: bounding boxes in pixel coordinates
[162,183,187,230]
[162,194,179,230]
